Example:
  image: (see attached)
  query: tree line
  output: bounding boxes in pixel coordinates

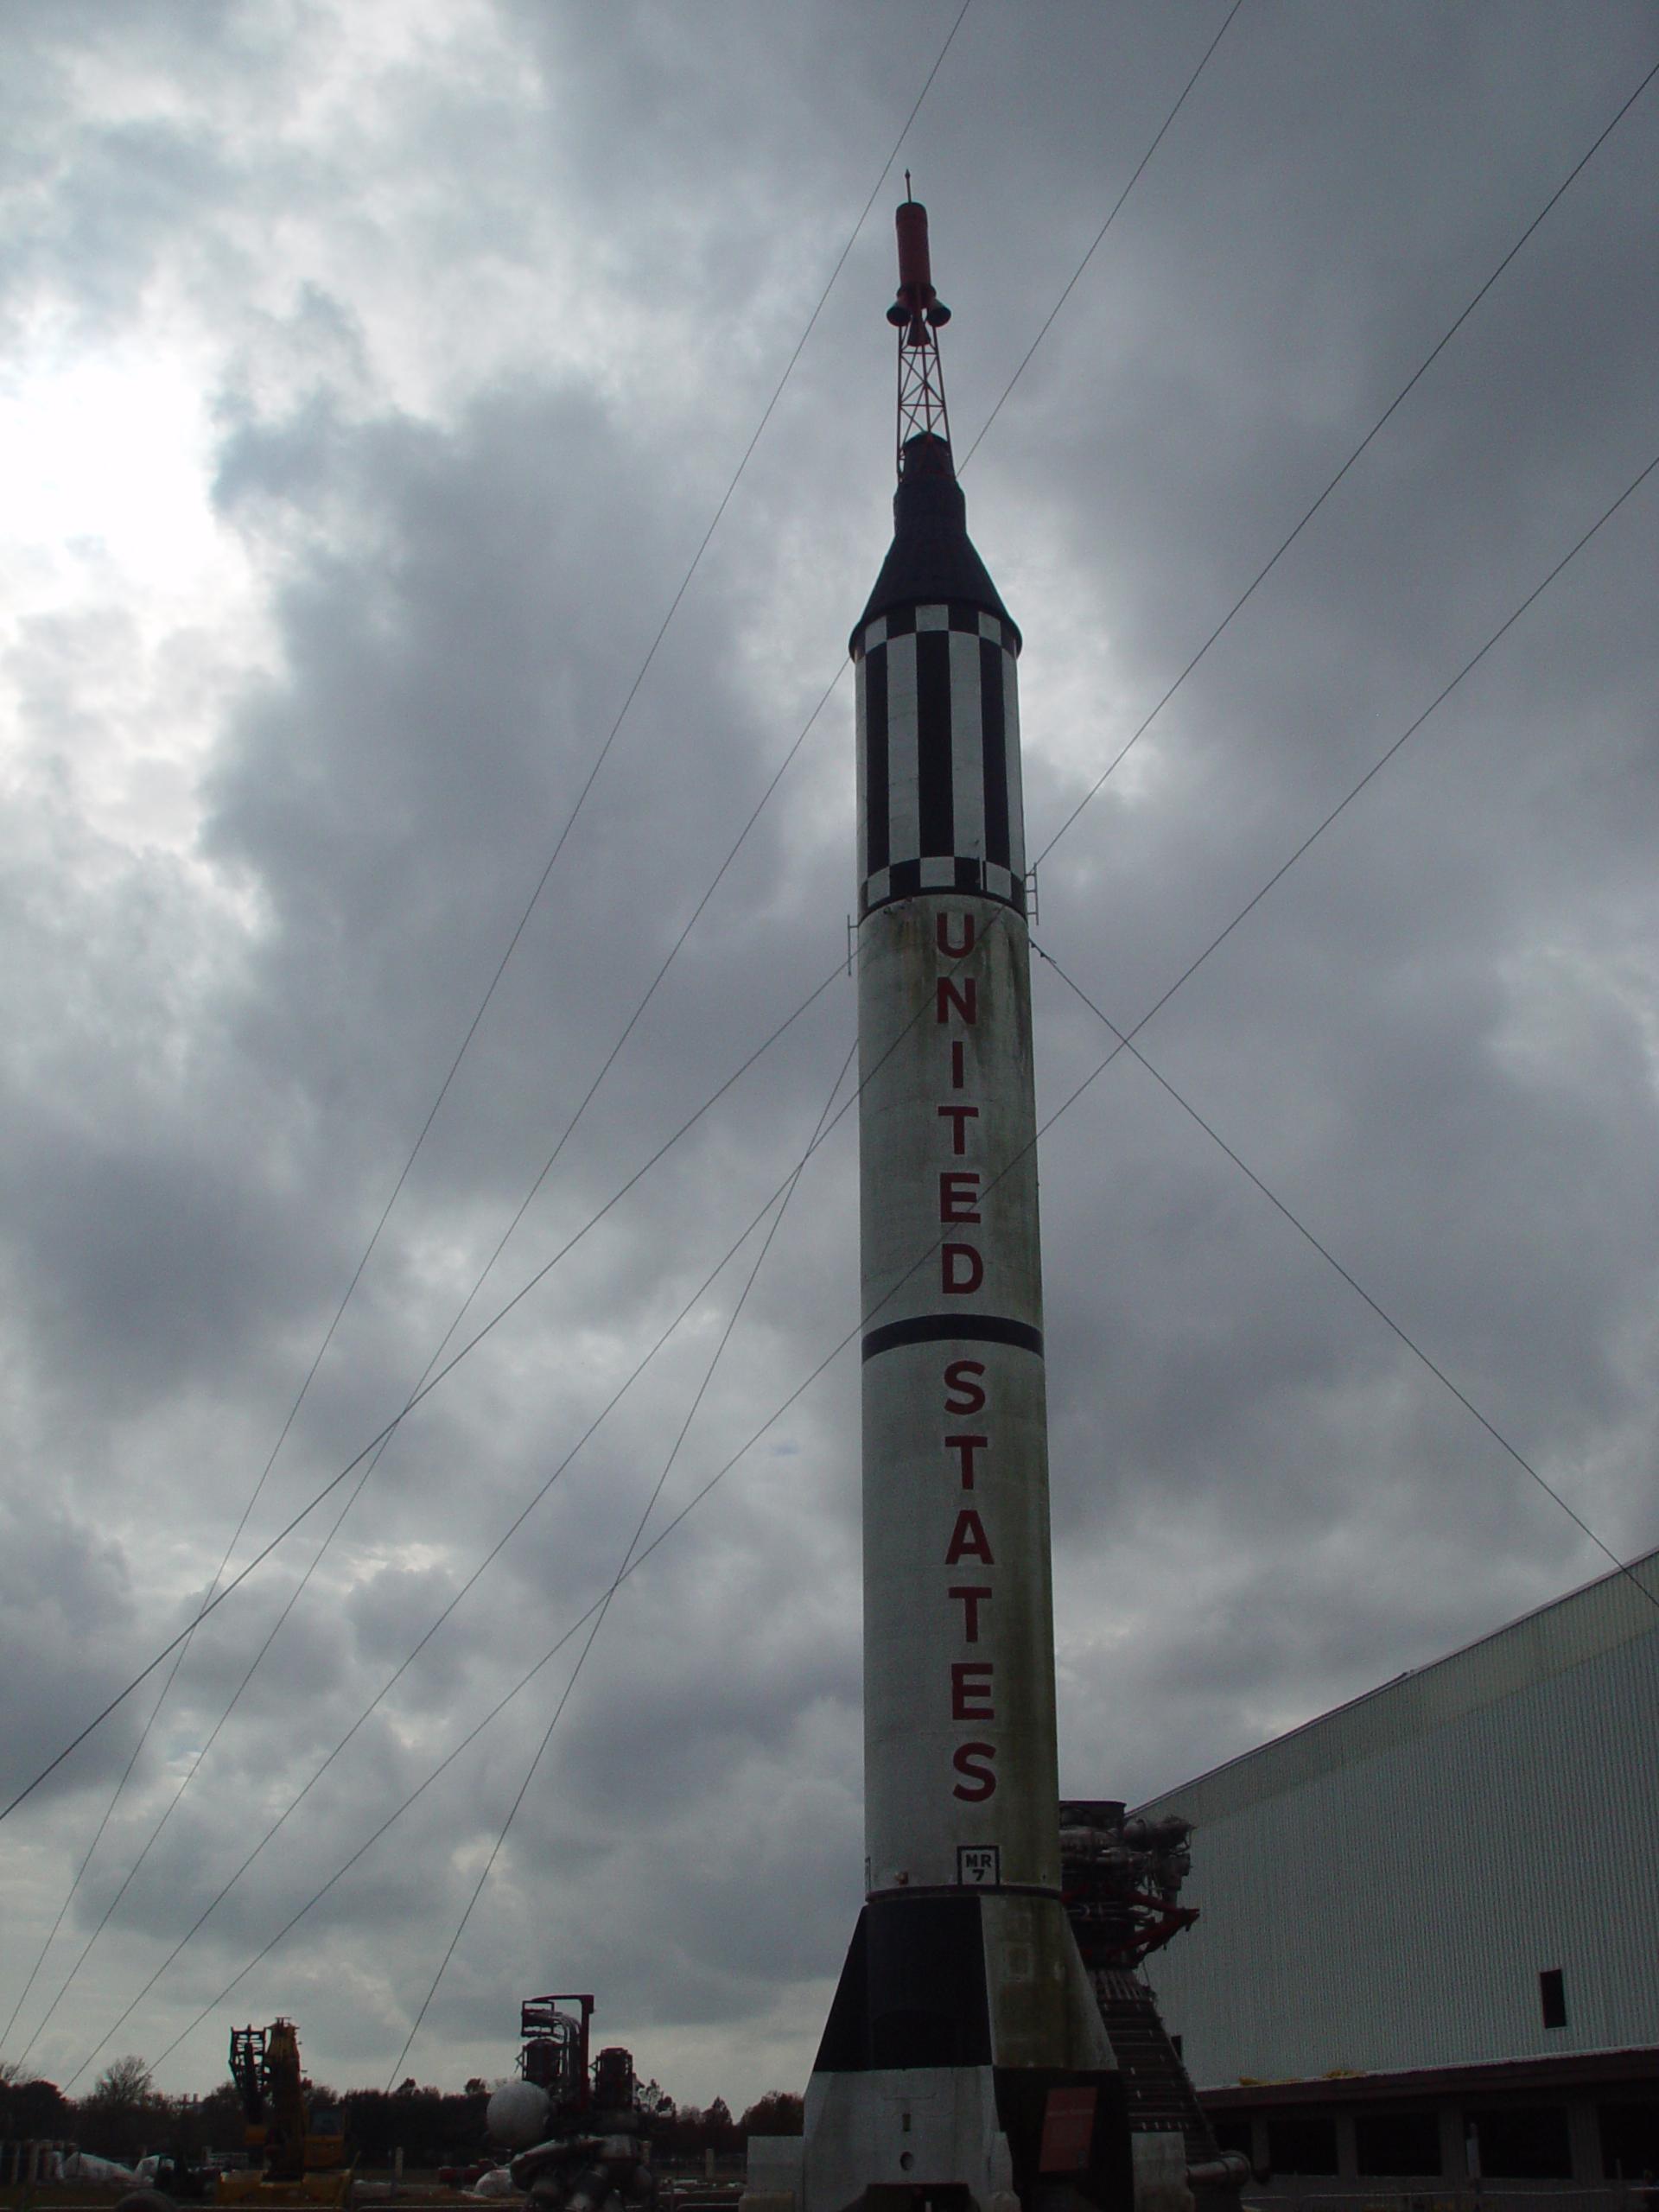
[1,2059,802,2169]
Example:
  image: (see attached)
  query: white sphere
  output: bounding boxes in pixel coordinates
[487,2080,552,2151]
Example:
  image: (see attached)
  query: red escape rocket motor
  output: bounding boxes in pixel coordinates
[797,196,1132,2212]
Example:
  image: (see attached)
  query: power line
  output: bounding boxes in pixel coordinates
[52,28,1253,2035]
[0,1661,181,2054]
[0,957,845,1834]
[93,880,1150,2080]
[105,779,1438,2072]
[22,6,1649,1902]
[29,0,1246,1871]
[1058,443,1659,1083]
[0,12,976,1981]
[71,0,1255,1978]
[1031,48,1659,870]
[66,897,1021,2074]
[127,985,1071,2076]
[131,898,1145,2079]
[958,0,1244,473]
[1033,941,1659,1612]
[63,891,1003,2068]
[385,1036,861,2086]
[13,0,1238,1849]
[68,1031,862,2090]
[67,423,1659,2071]
[17,824,972,1922]
[8,665,861,2037]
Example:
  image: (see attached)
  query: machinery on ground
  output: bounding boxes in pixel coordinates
[485,1996,656,2212]
[143,2153,219,2202]
[219,2019,350,2205]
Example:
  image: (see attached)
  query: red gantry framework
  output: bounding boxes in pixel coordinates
[887,175,953,476]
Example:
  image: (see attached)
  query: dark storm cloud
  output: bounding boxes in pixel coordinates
[1,0,1656,2110]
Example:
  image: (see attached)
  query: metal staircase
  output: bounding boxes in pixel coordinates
[1090,1970,1222,2170]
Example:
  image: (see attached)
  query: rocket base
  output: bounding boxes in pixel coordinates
[800,1894,1132,2212]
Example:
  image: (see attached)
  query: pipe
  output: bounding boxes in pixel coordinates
[1186,2153,1250,2188]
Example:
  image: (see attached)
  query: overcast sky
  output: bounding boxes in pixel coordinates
[2,0,1656,2114]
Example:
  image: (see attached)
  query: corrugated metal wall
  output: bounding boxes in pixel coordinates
[1133,1557,1659,2088]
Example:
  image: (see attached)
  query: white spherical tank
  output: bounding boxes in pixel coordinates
[487,2079,552,2151]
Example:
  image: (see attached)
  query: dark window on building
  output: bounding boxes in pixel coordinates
[1475,2107,1571,2180]
[1600,2101,1659,2179]
[1539,1967,1567,2030]
[1356,2111,1441,2177]
[1210,2120,1252,2161]
[1268,2117,1338,2176]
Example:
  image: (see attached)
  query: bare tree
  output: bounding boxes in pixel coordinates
[91,2056,155,2108]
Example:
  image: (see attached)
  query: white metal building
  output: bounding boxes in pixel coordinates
[1134,1549,1659,2102]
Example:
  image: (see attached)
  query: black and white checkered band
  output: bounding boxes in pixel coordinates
[853,603,1026,920]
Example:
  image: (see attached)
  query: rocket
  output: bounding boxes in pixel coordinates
[798,199,1129,2212]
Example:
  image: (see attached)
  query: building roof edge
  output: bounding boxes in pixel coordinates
[1133,1546,1659,1827]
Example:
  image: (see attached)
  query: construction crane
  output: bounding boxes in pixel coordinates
[221,2020,349,2205]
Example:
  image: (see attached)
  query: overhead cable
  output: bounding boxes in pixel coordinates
[10,651,860,2034]
[1030,48,1659,869]
[71,1031,861,2089]
[2,0,1238,1844]
[66,904,1022,2069]
[0,957,844,1831]
[24,15,1649,1878]
[0,9,975,1914]
[63,895,1005,2062]
[957,0,1245,472]
[1033,941,1659,1614]
[385,1035,861,2086]
[125,902,1140,2077]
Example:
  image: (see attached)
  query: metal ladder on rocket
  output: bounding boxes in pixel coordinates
[797,194,1133,2212]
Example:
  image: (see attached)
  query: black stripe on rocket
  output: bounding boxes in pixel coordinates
[855,604,1026,918]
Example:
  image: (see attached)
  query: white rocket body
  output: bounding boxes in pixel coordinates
[798,429,1126,2212]
[855,615,1054,1900]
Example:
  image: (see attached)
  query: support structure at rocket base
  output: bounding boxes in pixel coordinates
[798,198,1131,2212]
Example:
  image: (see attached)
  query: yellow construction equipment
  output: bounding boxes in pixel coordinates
[219,2018,351,2207]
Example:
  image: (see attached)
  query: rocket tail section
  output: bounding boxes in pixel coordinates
[802,1895,1128,2212]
